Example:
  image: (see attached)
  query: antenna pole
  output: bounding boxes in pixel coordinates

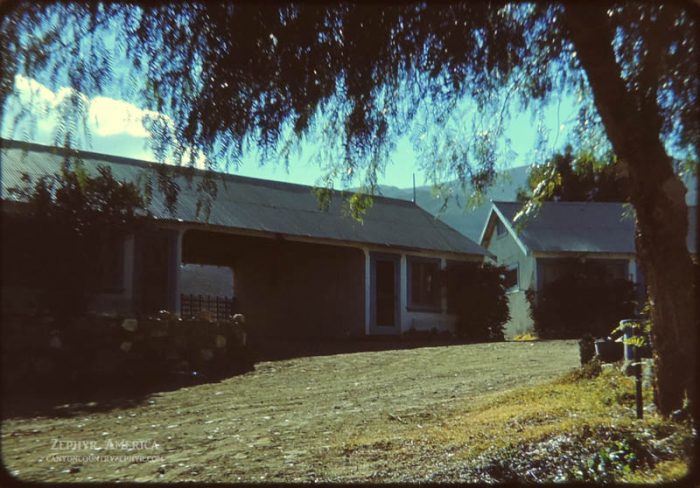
[412,173,416,203]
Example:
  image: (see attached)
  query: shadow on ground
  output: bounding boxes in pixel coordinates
[2,335,488,420]
[1,365,253,420]
[253,334,488,362]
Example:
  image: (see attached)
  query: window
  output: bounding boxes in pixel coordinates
[408,257,441,310]
[537,258,629,290]
[495,219,507,238]
[502,265,518,292]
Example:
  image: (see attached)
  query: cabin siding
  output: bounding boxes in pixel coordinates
[484,215,535,338]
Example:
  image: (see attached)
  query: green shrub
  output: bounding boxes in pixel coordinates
[444,262,510,341]
[527,261,636,339]
[7,161,146,324]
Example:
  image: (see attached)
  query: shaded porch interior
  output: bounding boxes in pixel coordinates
[187,230,366,341]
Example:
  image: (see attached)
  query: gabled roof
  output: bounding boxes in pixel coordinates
[0,139,487,257]
[480,200,697,256]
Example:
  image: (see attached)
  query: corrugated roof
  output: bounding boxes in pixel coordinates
[0,139,487,257]
[489,201,697,255]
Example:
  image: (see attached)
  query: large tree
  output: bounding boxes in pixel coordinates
[517,146,630,202]
[1,2,697,415]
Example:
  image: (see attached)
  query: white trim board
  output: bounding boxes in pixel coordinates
[479,204,531,257]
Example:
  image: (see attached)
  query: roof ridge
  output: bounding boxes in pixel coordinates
[493,200,627,206]
[0,138,418,208]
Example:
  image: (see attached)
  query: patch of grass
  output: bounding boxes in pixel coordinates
[5,341,690,483]
[558,357,602,382]
[344,365,693,483]
[625,459,690,483]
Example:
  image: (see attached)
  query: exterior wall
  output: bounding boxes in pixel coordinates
[503,292,534,338]
[183,230,366,341]
[484,220,536,338]
[131,228,177,315]
[1,211,135,317]
[1,207,479,339]
[534,253,637,290]
[484,210,642,339]
[399,255,457,334]
[366,250,479,335]
[88,235,136,316]
[182,229,476,339]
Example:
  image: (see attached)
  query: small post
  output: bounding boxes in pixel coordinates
[621,318,644,419]
[635,339,643,419]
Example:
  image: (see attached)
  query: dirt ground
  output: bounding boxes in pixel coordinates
[1,340,578,482]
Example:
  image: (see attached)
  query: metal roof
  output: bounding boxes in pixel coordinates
[0,139,487,257]
[486,201,697,255]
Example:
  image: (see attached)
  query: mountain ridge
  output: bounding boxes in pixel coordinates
[370,165,697,242]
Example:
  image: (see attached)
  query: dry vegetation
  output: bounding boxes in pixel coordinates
[1,340,693,483]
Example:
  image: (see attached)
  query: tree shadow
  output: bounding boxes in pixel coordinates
[1,365,253,420]
[2,336,493,419]
[254,334,488,362]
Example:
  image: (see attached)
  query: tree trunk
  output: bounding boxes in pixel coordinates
[563,5,696,416]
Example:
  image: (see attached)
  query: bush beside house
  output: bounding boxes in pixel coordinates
[444,263,509,341]
[528,261,637,339]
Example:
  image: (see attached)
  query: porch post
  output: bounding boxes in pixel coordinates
[440,257,447,315]
[172,228,185,316]
[123,233,136,315]
[628,258,637,283]
[399,254,407,333]
[363,248,371,335]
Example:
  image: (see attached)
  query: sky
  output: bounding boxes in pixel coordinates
[1,74,578,190]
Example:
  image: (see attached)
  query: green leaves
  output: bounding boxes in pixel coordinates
[7,160,147,320]
[312,186,332,212]
[2,2,696,216]
[346,192,373,221]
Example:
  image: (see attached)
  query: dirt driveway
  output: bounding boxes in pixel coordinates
[2,340,578,482]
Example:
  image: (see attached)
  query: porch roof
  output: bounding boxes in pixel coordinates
[1,139,487,257]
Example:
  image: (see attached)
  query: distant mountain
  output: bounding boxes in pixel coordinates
[374,165,531,241]
[374,165,697,243]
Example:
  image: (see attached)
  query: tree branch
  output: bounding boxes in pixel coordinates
[561,3,676,204]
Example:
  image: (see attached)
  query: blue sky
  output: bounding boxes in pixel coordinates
[2,74,578,189]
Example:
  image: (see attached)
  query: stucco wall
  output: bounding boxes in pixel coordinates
[183,230,365,341]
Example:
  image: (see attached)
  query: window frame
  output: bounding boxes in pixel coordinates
[406,256,442,312]
[495,218,507,239]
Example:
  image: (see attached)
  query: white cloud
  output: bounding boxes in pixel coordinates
[88,96,161,138]
[14,75,57,108]
[8,75,208,168]
[12,74,174,141]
